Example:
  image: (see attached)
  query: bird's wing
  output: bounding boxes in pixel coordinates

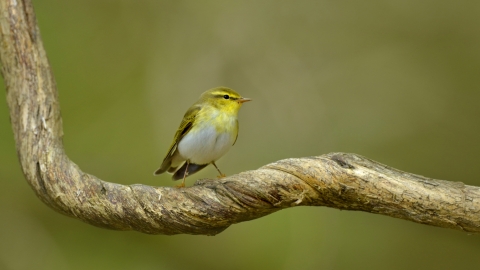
[233,119,239,145]
[165,105,201,158]
[155,105,201,175]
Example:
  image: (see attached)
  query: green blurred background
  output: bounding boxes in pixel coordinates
[1,0,480,269]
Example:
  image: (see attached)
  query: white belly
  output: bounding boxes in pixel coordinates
[177,125,235,165]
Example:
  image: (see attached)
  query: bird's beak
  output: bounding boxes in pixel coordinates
[238,97,252,104]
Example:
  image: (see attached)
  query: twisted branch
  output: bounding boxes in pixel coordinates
[1,0,479,235]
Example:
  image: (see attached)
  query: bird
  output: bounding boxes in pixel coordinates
[154,86,251,187]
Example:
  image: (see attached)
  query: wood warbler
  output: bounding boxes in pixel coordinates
[154,87,251,187]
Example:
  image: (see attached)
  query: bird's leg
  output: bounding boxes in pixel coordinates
[212,161,226,178]
[176,160,189,188]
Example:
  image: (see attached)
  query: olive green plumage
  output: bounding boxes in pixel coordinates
[154,87,251,187]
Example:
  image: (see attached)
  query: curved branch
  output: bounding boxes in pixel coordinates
[1,0,479,235]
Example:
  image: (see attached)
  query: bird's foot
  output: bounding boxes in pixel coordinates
[217,174,226,179]
[175,182,186,188]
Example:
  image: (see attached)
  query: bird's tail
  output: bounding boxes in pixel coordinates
[172,162,208,180]
[153,157,172,175]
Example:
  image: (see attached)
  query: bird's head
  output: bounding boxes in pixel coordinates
[201,87,251,113]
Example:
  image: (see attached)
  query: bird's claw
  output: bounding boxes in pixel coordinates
[175,182,186,188]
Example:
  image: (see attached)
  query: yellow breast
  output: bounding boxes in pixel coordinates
[178,108,238,164]
[197,106,238,135]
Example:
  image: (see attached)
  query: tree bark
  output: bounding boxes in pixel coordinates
[1,0,479,235]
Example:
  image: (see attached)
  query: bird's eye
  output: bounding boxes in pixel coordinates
[223,95,230,99]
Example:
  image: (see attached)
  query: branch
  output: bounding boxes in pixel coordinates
[1,0,479,235]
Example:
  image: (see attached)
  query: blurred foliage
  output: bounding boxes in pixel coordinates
[1,0,480,269]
